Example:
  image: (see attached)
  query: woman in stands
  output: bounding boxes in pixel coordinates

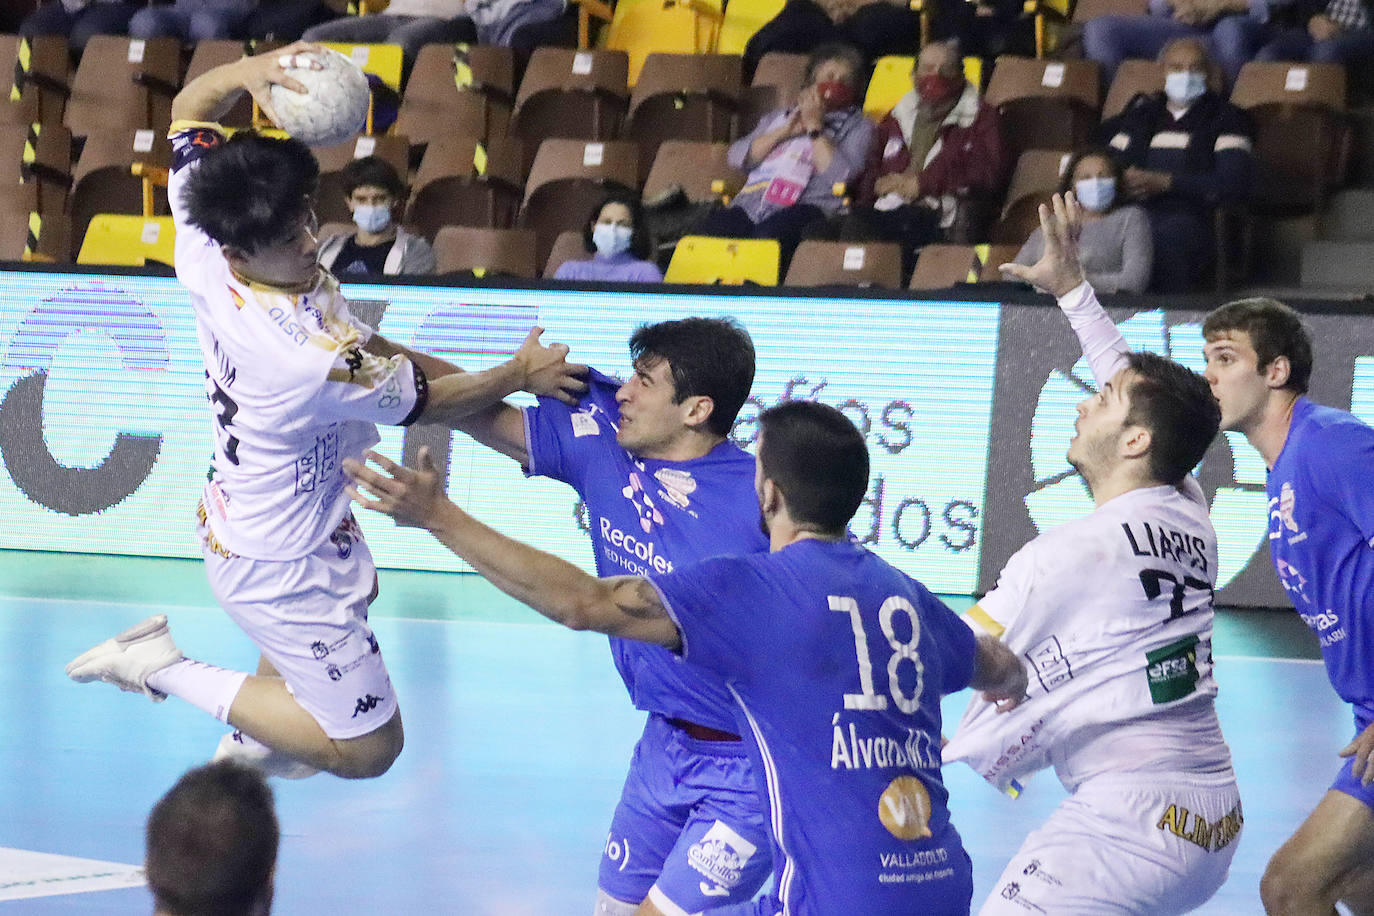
[317,156,436,278]
[553,190,663,283]
[1011,147,1153,294]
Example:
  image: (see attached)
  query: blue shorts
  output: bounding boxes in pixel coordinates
[599,712,772,912]
[1331,714,1374,813]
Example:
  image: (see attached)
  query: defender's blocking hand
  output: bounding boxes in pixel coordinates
[999,192,1087,298]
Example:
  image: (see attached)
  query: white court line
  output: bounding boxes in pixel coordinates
[0,848,144,901]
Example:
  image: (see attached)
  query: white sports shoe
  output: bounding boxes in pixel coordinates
[65,614,183,701]
[212,730,321,780]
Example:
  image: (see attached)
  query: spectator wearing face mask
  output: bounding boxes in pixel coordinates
[1095,36,1252,293]
[698,42,875,267]
[317,156,436,277]
[553,191,663,282]
[1011,148,1153,293]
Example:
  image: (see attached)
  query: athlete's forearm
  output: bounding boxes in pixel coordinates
[367,333,462,380]
[171,57,251,124]
[1057,281,1130,387]
[419,360,524,424]
[969,635,1028,704]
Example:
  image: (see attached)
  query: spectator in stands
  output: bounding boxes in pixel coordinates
[1096,36,1252,292]
[927,0,1036,59]
[243,0,333,40]
[129,0,257,41]
[741,0,922,79]
[698,43,875,267]
[317,156,436,277]
[845,39,1007,276]
[304,0,563,67]
[146,761,279,916]
[1011,148,1153,292]
[18,0,141,52]
[1083,0,1263,86]
[553,190,663,283]
[1251,0,1374,71]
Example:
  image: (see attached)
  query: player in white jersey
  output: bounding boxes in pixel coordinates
[943,194,1243,914]
[65,45,587,780]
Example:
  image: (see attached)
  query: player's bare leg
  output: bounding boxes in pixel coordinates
[1261,790,1374,915]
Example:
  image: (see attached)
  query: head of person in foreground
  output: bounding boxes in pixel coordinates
[1202,297,1313,435]
[755,400,869,539]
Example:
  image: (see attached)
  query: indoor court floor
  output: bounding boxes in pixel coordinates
[0,549,1349,914]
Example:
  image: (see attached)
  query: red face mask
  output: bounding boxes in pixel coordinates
[816,80,856,112]
[917,73,962,107]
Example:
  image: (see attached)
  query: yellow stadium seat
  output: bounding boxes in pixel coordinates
[320,42,404,90]
[864,56,984,120]
[602,0,724,85]
[77,214,175,267]
[664,235,779,285]
[716,0,785,56]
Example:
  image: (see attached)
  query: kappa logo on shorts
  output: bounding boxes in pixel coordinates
[352,694,383,717]
[687,821,758,896]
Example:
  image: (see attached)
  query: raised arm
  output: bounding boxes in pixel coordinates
[412,327,586,426]
[343,449,681,648]
[171,42,320,127]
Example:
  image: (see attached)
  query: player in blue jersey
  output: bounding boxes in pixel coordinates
[345,399,1029,916]
[450,318,776,916]
[1200,299,1374,914]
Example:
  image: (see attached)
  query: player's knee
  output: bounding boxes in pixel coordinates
[1261,849,1333,914]
[327,714,404,779]
[593,889,640,916]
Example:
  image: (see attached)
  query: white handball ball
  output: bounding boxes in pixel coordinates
[268,49,369,147]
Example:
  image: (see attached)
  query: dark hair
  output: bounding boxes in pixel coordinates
[804,42,865,93]
[758,400,869,533]
[1057,146,1123,196]
[183,132,318,254]
[581,189,653,260]
[628,317,755,437]
[1202,298,1313,394]
[146,761,279,916]
[339,155,406,199]
[1121,351,1221,485]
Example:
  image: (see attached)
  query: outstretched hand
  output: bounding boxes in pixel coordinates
[238,41,324,129]
[999,192,1087,298]
[344,448,448,530]
[513,326,589,405]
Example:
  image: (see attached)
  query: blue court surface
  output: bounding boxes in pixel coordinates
[0,550,1347,914]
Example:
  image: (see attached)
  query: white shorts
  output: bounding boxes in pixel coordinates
[978,772,1242,916]
[200,509,397,740]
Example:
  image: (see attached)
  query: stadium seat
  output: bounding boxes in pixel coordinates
[509,48,629,165]
[716,0,786,56]
[432,226,539,277]
[664,235,779,284]
[642,139,744,204]
[518,137,639,266]
[991,148,1070,244]
[396,43,515,144]
[783,240,903,288]
[69,128,173,255]
[983,56,1100,161]
[0,206,69,262]
[601,0,725,85]
[1102,59,1163,120]
[2,34,69,127]
[406,134,525,235]
[320,41,404,91]
[311,133,412,225]
[865,56,915,120]
[543,229,591,277]
[0,121,72,213]
[742,51,807,134]
[623,53,742,181]
[1071,0,1149,24]
[77,214,175,268]
[1230,61,1349,215]
[908,243,978,289]
[64,35,181,138]
[975,242,1022,280]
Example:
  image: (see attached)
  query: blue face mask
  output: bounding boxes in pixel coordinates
[352,203,392,234]
[1164,70,1207,107]
[1074,176,1117,213]
[592,223,633,257]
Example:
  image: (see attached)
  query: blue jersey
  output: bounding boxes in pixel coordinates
[652,539,978,916]
[525,370,770,732]
[1268,397,1374,721]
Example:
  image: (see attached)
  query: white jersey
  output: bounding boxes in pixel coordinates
[169,124,427,561]
[945,281,1234,795]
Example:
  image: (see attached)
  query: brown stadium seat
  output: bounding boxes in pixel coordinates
[984,56,1101,162]
[991,148,1070,244]
[1102,59,1164,120]
[509,47,629,169]
[1070,0,1149,24]
[518,137,639,268]
[976,243,1023,281]
[542,229,591,277]
[908,243,978,289]
[433,226,538,277]
[0,121,73,213]
[64,35,181,137]
[783,240,903,288]
[2,34,69,127]
[642,140,745,205]
[69,128,173,256]
[0,204,70,263]
[622,52,742,181]
[311,133,412,225]
[405,133,525,237]
[742,51,806,134]
[396,43,515,144]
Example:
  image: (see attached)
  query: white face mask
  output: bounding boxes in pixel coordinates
[1164,70,1207,107]
[1074,176,1117,213]
[352,203,392,234]
[592,222,633,256]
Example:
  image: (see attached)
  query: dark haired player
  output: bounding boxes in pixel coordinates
[66,45,585,780]
[346,399,1028,916]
